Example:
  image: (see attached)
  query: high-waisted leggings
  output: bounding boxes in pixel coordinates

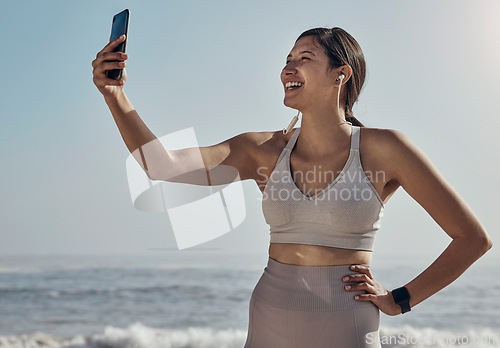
[244,257,382,348]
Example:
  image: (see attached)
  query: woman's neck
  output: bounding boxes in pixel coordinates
[294,106,351,159]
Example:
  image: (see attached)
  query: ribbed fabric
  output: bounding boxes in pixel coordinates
[244,257,382,348]
[262,124,385,252]
[252,257,374,312]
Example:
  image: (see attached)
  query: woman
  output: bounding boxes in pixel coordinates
[92,27,493,347]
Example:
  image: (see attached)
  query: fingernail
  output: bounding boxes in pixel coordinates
[342,277,349,281]
[350,266,355,270]
[345,285,351,290]
[355,296,359,299]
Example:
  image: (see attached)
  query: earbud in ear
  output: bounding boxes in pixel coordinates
[338,74,345,80]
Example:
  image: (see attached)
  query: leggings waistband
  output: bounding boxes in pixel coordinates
[251,257,374,312]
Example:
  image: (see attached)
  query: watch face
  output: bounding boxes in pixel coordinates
[392,287,410,304]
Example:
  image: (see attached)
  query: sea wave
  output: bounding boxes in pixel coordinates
[0,323,499,348]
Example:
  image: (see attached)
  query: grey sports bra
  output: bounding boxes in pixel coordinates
[261,125,385,252]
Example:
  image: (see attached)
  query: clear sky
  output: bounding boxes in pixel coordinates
[1,0,499,267]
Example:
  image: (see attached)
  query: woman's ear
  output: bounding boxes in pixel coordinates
[337,65,353,85]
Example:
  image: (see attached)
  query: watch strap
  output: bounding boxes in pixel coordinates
[391,286,411,314]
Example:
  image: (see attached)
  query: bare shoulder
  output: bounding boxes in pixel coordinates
[362,126,492,247]
[360,126,426,186]
[362,126,417,151]
[357,126,403,185]
[245,129,285,148]
[356,125,451,206]
[245,128,295,190]
[368,126,442,186]
[246,127,294,157]
[359,126,402,148]
[360,125,456,197]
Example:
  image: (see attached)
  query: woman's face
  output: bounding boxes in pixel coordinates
[281,35,339,110]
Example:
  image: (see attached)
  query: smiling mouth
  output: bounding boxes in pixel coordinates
[285,81,304,89]
[285,85,303,93]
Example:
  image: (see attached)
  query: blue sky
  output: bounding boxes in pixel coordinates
[1,0,499,267]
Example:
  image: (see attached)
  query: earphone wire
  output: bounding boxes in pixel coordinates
[283,110,300,135]
[337,74,351,125]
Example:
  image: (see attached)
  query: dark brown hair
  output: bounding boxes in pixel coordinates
[296,27,366,127]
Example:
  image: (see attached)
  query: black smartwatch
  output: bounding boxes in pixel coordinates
[391,286,411,314]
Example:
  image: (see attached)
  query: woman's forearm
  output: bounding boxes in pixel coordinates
[104,91,171,179]
[403,236,492,308]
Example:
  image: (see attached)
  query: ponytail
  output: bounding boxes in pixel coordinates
[346,107,365,127]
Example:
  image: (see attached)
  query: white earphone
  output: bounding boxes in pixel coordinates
[283,110,299,135]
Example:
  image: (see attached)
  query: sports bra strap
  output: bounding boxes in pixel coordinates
[285,128,301,150]
[351,125,360,151]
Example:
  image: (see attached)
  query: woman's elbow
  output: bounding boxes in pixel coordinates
[483,236,493,251]
[463,232,493,257]
[475,234,493,255]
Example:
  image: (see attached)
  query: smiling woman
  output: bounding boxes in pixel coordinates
[283,28,366,128]
[244,27,492,347]
[92,24,492,348]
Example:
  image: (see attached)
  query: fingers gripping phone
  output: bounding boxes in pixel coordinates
[106,9,130,80]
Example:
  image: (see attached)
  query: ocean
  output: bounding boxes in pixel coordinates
[0,251,498,347]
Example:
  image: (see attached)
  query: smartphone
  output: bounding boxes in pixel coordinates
[106,9,130,80]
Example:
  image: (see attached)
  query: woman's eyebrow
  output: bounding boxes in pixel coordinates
[287,50,316,58]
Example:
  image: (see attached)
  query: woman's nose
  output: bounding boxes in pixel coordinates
[283,61,298,72]
[282,65,297,78]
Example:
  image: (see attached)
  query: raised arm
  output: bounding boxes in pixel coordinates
[92,35,260,187]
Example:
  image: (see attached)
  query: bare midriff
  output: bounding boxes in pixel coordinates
[268,243,372,266]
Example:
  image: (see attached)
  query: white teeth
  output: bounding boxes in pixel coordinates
[285,81,304,88]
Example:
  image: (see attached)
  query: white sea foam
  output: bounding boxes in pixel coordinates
[0,322,247,348]
[0,323,498,348]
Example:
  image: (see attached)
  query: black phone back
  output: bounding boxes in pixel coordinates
[106,9,130,80]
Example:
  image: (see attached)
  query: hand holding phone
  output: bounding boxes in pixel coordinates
[92,35,128,100]
[92,10,131,100]
[106,9,130,80]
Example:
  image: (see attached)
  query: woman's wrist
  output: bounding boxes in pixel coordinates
[104,90,135,116]
[104,89,126,105]
[390,286,411,314]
